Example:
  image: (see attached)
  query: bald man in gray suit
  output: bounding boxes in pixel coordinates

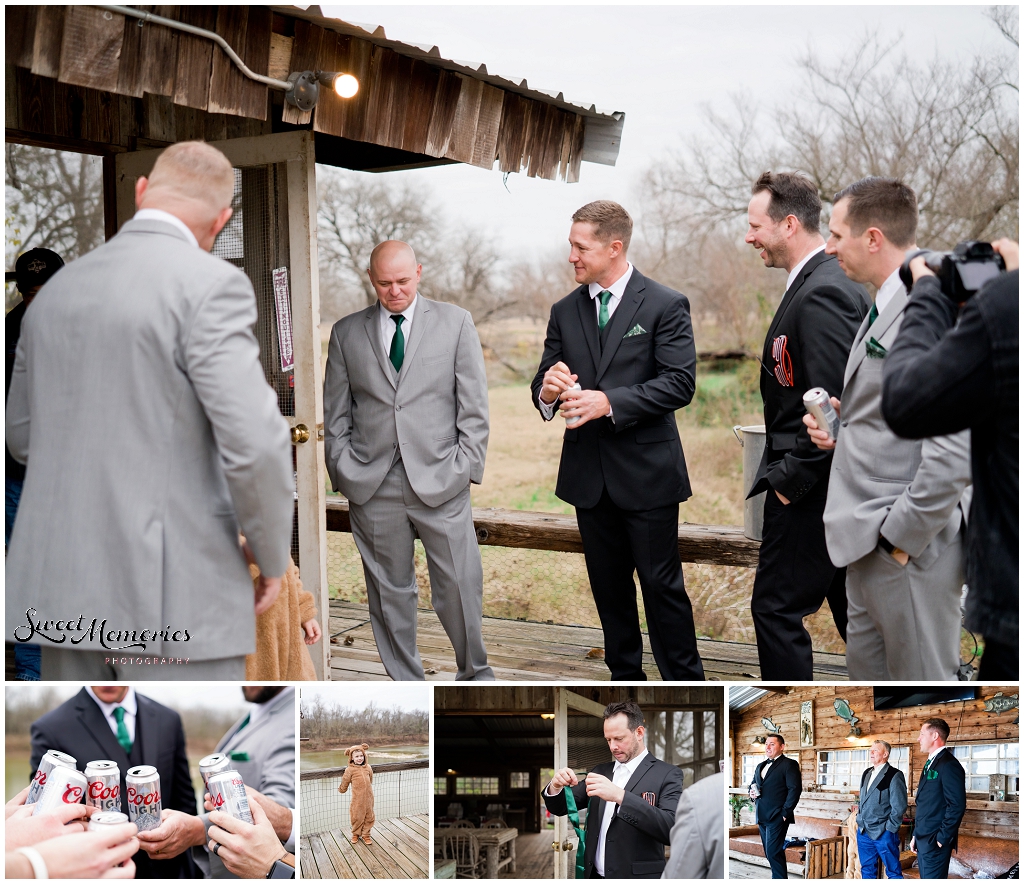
[5,142,293,680]
[323,241,493,681]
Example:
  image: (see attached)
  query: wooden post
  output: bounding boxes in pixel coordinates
[553,687,568,879]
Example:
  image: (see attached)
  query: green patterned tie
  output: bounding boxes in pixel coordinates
[597,291,613,330]
[867,302,879,327]
[112,707,133,755]
[389,315,405,371]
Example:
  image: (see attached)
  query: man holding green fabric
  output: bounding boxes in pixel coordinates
[543,701,682,878]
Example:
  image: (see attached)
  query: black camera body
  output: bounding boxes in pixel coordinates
[899,241,1006,303]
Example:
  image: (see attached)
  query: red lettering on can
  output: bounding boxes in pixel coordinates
[63,784,84,803]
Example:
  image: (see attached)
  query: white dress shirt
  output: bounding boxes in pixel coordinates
[537,262,633,421]
[865,762,886,792]
[874,266,904,317]
[379,295,418,359]
[594,748,648,876]
[785,244,826,292]
[133,208,199,248]
[86,687,138,744]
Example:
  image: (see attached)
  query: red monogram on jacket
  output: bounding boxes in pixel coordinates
[642,791,656,805]
[772,335,794,386]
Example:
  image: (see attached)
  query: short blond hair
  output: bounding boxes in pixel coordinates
[572,200,633,252]
[146,141,235,214]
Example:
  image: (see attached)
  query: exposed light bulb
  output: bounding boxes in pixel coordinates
[334,74,359,98]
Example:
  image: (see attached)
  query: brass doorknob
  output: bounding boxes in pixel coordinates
[562,840,573,852]
[291,424,310,444]
[551,841,560,851]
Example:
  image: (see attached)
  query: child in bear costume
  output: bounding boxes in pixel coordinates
[339,743,375,844]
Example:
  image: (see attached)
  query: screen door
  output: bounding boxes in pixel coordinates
[114,131,329,678]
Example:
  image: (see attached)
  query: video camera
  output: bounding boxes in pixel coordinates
[899,241,1006,303]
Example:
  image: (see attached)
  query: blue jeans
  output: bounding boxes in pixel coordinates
[858,829,903,878]
[6,477,41,680]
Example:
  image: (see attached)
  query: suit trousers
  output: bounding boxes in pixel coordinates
[751,492,847,680]
[759,819,790,879]
[40,648,245,680]
[575,488,704,681]
[858,830,903,879]
[915,833,954,879]
[979,637,1018,680]
[846,536,963,681]
[348,459,493,682]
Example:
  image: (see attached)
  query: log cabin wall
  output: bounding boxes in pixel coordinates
[730,686,1019,839]
[6,5,591,180]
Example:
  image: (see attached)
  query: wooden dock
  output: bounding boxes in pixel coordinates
[328,600,847,681]
[300,813,429,879]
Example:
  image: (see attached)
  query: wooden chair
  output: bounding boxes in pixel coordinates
[480,819,507,828]
[444,830,484,878]
[452,819,476,829]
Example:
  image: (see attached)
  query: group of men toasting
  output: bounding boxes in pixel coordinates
[749,718,967,879]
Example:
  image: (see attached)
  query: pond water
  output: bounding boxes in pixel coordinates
[301,743,428,771]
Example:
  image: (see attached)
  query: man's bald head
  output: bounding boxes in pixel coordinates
[367,240,421,314]
[369,240,418,273]
[135,141,236,250]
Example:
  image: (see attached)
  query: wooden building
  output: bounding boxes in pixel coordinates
[435,686,723,878]
[728,686,1019,879]
[4,5,624,680]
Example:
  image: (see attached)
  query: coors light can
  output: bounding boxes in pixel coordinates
[199,753,232,790]
[85,760,121,812]
[563,383,583,427]
[32,766,88,816]
[126,765,162,832]
[803,387,841,443]
[88,811,130,830]
[206,770,254,825]
[27,750,78,805]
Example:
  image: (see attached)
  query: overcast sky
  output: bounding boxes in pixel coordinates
[318,4,1008,256]
[6,683,252,713]
[299,683,432,712]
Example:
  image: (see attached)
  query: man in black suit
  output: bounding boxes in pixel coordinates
[748,734,802,879]
[543,701,682,879]
[531,200,703,681]
[745,172,870,680]
[910,718,966,879]
[30,685,200,878]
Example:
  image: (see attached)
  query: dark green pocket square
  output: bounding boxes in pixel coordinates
[865,337,888,359]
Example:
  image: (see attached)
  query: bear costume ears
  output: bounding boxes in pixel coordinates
[344,743,370,757]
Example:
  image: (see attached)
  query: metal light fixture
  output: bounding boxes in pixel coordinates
[540,713,555,720]
[285,70,360,111]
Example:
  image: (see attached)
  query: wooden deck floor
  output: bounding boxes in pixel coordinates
[328,600,847,681]
[300,813,429,879]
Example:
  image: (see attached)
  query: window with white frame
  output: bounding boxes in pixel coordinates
[741,752,800,788]
[509,772,530,789]
[817,748,868,789]
[455,776,499,795]
[434,777,448,795]
[952,743,1019,794]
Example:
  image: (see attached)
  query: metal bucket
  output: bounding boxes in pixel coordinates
[732,424,766,541]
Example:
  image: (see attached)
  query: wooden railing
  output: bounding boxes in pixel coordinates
[325,498,760,567]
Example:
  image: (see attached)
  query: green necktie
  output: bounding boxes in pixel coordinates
[236,713,251,734]
[389,314,405,371]
[597,290,613,330]
[112,706,133,755]
[867,302,879,327]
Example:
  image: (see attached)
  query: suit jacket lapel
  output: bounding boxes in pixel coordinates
[766,250,830,345]
[575,287,601,373]
[595,270,645,384]
[136,695,161,767]
[843,286,908,387]
[867,763,889,795]
[364,306,398,389]
[398,297,431,385]
[74,690,131,766]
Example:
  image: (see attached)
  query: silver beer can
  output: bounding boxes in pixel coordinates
[32,766,88,816]
[125,765,162,832]
[199,753,233,790]
[88,811,130,830]
[803,387,841,442]
[27,750,79,805]
[563,382,583,427]
[206,770,254,825]
[85,760,121,812]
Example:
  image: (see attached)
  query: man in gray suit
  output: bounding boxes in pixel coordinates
[663,771,725,879]
[323,240,493,681]
[806,177,971,680]
[137,685,296,878]
[5,142,294,680]
[856,740,908,879]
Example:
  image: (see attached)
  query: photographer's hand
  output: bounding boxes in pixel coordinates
[909,255,936,282]
[992,239,1019,272]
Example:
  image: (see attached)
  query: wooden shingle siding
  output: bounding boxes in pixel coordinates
[58,6,125,93]
[30,5,66,79]
[172,5,217,110]
[136,6,181,98]
[6,6,38,71]
[423,68,463,158]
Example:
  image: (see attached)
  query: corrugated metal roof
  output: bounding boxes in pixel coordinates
[729,687,768,711]
[275,5,625,166]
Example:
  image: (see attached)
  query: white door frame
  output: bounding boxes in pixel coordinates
[114,131,330,679]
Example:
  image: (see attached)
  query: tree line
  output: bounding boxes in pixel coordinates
[300,696,429,744]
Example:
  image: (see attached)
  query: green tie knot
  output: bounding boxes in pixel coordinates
[598,290,613,330]
[389,314,406,371]
[112,706,133,755]
[867,302,879,327]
